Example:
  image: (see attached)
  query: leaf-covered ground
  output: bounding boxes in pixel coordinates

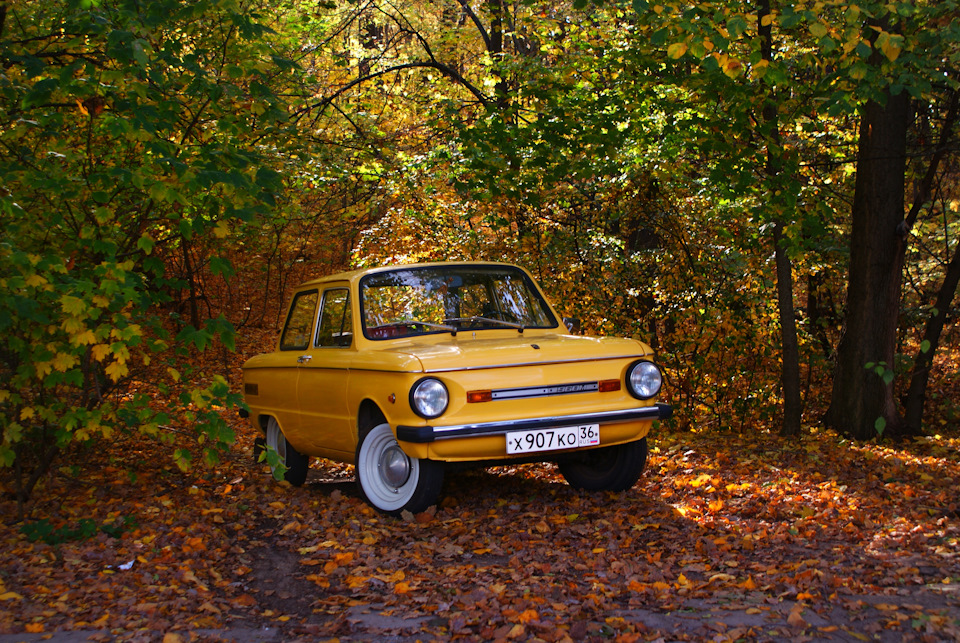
[2,417,959,642]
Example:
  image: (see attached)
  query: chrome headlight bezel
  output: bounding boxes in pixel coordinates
[410,377,449,419]
[626,360,663,400]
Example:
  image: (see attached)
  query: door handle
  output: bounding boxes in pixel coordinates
[297,355,312,363]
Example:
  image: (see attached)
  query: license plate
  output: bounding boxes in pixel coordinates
[506,424,600,454]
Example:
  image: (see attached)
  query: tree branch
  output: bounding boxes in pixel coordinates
[457,0,492,51]
[904,88,960,231]
[294,61,490,123]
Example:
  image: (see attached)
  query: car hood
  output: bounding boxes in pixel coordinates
[379,333,653,373]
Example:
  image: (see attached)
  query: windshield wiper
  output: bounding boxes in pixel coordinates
[444,316,524,333]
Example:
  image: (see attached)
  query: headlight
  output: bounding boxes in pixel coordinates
[410,378,449,419]
[626,361,662,400]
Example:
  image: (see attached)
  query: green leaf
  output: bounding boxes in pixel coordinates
[60,296,87,316]
[136,234,156,254]
[809,23,829,39]
[726,16,748,39]
[208,256,235,278]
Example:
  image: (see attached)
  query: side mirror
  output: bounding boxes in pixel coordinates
[563,317,581,334]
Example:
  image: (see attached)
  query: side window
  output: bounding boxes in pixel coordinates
[279,290,319,351]
[316,288,352,348]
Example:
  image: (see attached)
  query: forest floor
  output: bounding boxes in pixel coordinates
[2,413,960,642]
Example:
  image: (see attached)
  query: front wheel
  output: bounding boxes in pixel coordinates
[265,417,309,486]
[558,438,648,492]
[356,423,443,515]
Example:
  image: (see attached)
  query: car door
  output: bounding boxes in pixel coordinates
[269,288,320,448]
[295,286,355,456]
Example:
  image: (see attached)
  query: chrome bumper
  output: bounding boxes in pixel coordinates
[397,403,672,444]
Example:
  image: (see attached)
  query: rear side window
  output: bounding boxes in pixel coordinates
[316,288,352,348]
[279,290,319,351]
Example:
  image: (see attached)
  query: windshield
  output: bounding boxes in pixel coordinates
[360,265,558,340]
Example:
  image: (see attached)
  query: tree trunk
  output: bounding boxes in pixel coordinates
[825,92,910,440]
[903,239,960,432]
[773,221,802,436]
[902,90,960,433]
[758,0,802,437]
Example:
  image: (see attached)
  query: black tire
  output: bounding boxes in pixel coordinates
[558,437,648,492]
[356,422,444,515]
[265,417,309,486]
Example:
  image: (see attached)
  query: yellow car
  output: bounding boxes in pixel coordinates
[241,262,671,514]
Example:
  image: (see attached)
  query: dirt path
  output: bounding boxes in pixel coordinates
[3,430,959,641]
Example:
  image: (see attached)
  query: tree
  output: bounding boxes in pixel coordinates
[825,86,910,439]
[0,0,299,517]
[824,3,960,440]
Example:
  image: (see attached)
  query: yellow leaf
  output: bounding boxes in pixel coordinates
[667,42,688,59]
[70,329,97,346]
[20,407,34,421]
[518,609,538,624]
[761,13,774,26]
[25,274,47,288]
[305,574,330,588]
[386,570,405,583]
[214,220,231,239]
[105,361,129,382]
[334,552,355,565]
[53,352,78,372]
[394,581,411,594]
[722,58,743,78]
[91,344,112,361]
[0,591,23,601]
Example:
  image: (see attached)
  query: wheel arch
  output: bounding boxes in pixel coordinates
[357,400,388,437]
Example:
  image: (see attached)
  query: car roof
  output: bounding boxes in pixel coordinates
[296,261,526,289]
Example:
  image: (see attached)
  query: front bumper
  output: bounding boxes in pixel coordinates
[397,403,672,443]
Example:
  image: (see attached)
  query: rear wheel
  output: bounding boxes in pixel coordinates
[356,423,443,515]
[558,438,647,492]
[265,417,309,486]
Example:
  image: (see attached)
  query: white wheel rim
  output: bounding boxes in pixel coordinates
[358,423,420,512]
[266,418,286,472]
